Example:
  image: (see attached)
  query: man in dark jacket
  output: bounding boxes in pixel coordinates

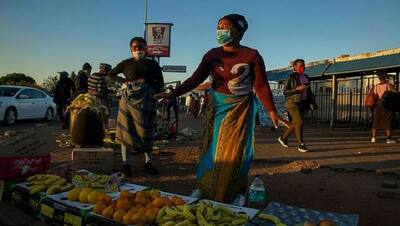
[53,71,76,129]
[75,62,92,94]
[278,59,315,152]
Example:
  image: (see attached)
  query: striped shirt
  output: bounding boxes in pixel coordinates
[88,73,108,98]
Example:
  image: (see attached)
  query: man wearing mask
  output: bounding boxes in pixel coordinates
[108,37,164,177]
[76,62,92,94]
[53,71,76,129]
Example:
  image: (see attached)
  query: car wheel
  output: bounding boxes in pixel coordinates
[44,107,54,121]
[4,108,17,125]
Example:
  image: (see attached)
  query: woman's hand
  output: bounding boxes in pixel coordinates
[295,84,307,91]
[269,111,291,129]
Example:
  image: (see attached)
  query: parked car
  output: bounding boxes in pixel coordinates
[0,85,56,125]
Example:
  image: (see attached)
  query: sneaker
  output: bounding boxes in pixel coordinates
[231,194,246,207]
[190,189,202,198]
[278,136,289,148]
[298,143,309,153]
[144,162,160,175]
[121,164,132,178]
[371,138,376,143]
[386,139,396,144]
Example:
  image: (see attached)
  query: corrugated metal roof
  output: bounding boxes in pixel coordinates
[267,62,331,81]
[325,53,400,75]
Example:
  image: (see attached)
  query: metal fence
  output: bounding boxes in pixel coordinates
[306,87,371,127]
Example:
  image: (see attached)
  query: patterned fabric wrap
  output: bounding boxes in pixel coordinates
[197,88,257,203]
[115,81,156,150]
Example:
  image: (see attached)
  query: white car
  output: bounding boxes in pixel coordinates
[0,85,56,125]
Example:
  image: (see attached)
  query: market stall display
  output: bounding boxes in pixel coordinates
[250,201,359,226]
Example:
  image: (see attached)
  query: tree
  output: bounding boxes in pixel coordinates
[0,73,36,86]
[42,75,59,94]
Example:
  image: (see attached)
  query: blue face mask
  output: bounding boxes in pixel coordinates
[216,29,233,46]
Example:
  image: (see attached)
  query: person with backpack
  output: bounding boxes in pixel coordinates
[371,72,396,144]
[53,71,76,129]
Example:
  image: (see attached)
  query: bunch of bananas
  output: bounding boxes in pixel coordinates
[257,213,287,226]
[156,200,250,226]
[67,94,107,114]
[26,174,73,195]
[72,174,113,189]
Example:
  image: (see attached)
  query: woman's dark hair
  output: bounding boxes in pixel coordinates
[292,59,305,66]
[219,14,248,39]
[378,72,389,81]
[82,62,92,70]
[129,37,147,47]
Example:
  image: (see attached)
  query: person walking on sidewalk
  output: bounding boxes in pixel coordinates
[160,14,289,204]
[371,72,396,144]
[108,37,164,177]
[278,59,316,152]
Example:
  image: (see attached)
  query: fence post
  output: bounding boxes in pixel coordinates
[358,76,363,125]
[349,89,353,124]
[330,75,337,129]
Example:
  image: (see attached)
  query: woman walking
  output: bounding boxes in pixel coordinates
[371,73,396,144]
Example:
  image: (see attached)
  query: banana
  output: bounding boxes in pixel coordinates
[60,183,73,192]
[276,223,288,226]
[29,184,47,194]
[157,206,168,223]
[231,217,248,226]
[219,216,233,222]
[46,184,62,195]
[258,213,281,224]
[53,178,67,186]
[44,175,61,185]
[235,213,249,220]
[175,219,191,226]
[37,174,51,180]
[205,206,213,221]
[196,206,213,226]
[161,221,176,226]
[182,205,197,222]
[209,211,221,221]
[27,174,42,182]
[161,215,176,222]
[165,206,183,217]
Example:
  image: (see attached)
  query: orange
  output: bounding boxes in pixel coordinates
[134,196,148,206]
[113,209,126,222]
[131,212,144,225]
[122,212,133,225]
[115,198,131,211]
[119,190,132,199]
[172,196,185,206]
[149,189,161,200]
[98,194,112,205]
[145,208,157,223]
[151,197,165,208]
[164,197,173,206]
[93,201,106,214]
[102,205,114,219]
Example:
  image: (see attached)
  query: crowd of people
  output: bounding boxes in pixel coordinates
[52,13,398,206]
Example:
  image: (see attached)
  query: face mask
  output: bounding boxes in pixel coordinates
[296,67,305,74]
[132,51,146,60]
[216,29,233,46]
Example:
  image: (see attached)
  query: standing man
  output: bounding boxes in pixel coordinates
[278,59,315,152]
[108,37,164,177]
[165,85,179,122]
[198,90,209,116]
[88,63,111,129]
[53,71,75,129]
[185,93,192,115]
[75,62,92,94]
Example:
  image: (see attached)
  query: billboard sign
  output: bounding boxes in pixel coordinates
[145,23,173,57]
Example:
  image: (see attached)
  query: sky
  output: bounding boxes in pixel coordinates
[1,0,400,84]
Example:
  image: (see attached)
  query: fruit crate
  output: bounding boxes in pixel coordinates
[10,182,47,217]
[86,189,199,226]
[40,183,148,226]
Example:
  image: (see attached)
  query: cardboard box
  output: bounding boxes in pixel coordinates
[10,183,46,217]
[71,148,114,174]
[0,178,26,202]
[0,127,55,179]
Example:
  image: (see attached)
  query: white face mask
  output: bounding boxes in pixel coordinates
[132,51,146,60]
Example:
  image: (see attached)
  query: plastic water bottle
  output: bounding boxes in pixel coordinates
[247,175,266,209]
